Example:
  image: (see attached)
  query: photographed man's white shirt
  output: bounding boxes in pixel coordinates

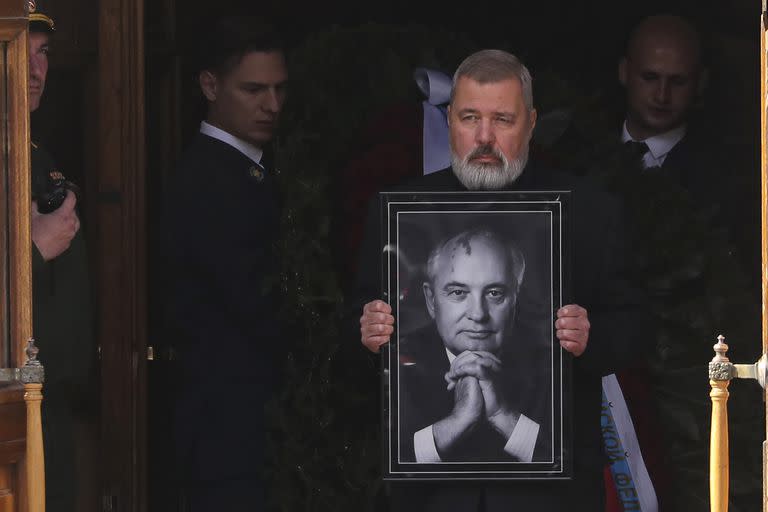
[621,121,687,169]
[200,121,264,165]
[412,349,540,463]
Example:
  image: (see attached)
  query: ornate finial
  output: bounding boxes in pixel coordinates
[709,334,734,381]
[28,0,37,13]
[712,334,729,363]
[24,338,41,367]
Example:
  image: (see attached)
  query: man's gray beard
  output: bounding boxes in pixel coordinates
[451,144,529,191]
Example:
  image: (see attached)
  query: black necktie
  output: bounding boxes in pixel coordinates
[624,140,649,160]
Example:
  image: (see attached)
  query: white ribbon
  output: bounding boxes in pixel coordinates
[414,67,451,175]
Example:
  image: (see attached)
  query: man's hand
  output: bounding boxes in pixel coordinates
[433,376,483,456]
[556,304,590,357]
[360,299,394,353]
[31,192,79,261]
[445,351,520,437]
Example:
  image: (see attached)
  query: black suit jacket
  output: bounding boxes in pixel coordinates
[165,133,283,483]
[352,163,650,512]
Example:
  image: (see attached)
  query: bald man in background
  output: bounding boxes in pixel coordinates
[620,15,707,175]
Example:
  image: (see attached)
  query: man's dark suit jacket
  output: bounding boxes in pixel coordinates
[164,134,282,506]
[353,163,649,512]
[398,324,551,463]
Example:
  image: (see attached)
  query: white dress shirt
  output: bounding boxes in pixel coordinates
[412,349,540,463]
[621,122,687,169]
[200,121,264,166]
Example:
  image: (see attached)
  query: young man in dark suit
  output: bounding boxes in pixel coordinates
[357,49,648,511]
[164,16,288,512]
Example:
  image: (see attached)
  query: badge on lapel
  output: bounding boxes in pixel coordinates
[248,162,266,182]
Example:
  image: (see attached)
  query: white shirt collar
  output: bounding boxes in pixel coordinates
[446,348,457,364]
[621,121,687,163]
[200,121,264,165]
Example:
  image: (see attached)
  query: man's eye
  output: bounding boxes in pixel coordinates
[461,114,478,122]
[447,289,467,297]
[495,117,513,125]
[487,289,505,298]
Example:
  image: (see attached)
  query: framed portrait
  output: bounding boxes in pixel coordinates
[380,191,572,480]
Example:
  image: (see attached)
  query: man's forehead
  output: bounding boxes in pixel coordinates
[29,31,50,44]
[630,34,700,70]
[452,76,524,110]
[435,235,507,271]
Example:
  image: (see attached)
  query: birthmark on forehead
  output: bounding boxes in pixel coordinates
[447,235,474,274]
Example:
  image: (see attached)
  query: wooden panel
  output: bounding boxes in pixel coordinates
[0,0,25,19]
[0,384,24,405]
[0,465,16,512]
[97,0,147,511]
[0,440,25,466]
[0,20,25,41]
[0,402,25,441]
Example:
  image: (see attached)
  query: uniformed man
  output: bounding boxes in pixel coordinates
[28,2,95,511]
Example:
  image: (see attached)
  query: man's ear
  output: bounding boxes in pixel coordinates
[423,282,436,320]
[199,70,218,102]
[529,108,537,132]
[446,104,452,127]
[618,57,628,86]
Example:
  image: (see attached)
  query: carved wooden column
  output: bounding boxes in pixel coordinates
[710,335,732,512]
[761,4,768,511]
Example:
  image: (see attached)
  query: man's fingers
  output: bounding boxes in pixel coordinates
[557,303,587,319]
[447,358,501,381]
[555,316,590,332]
[363,336,390,353]
[556,328,588,343]
[363,300,391,315]
[361,322,393,339]
[559,339,586,357]
[362,311,394,325]
[60,191,77,210]
[451,350,480,369]
[467,351,501,365]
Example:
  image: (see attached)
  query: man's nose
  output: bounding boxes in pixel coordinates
[29,55,41,78]
[475,119,495,145]
[262,88,281,114]
[466,295,490,322]
[654,79,671,104]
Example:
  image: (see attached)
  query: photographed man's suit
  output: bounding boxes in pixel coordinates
[354,162,649,511]
[165,133,283,508]
[398,323,551,463]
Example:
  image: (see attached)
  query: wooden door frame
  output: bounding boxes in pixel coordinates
[96,0,147,510]
[761,0,768,509]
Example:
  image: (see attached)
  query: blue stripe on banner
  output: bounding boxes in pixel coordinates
[601,390,642,511]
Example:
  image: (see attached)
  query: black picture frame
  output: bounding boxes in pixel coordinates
[380,190,572,480]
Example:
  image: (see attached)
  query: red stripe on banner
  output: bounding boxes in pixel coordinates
[605,464,622,511]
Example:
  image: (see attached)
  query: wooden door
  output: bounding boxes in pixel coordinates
[761,1,768,509]
[0,1,46,512]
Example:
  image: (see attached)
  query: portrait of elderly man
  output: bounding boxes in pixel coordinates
[398,226,552,464]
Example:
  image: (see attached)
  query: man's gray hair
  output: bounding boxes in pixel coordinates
[451,49,534,111]
[425,228,526,291]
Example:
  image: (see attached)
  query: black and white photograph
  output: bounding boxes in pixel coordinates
[381,192,571,480]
